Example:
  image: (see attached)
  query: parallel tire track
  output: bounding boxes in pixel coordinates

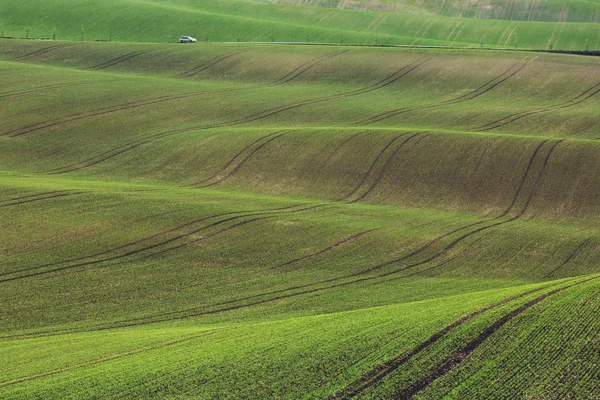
[174,50,247,78]
[43,55,432,173]
[472,80,600,131]
[395,276,598,399]
[328,284,553,399]
[347,133,429,204]
[17,139,561,334]
[354,59,529,126]
[86,140,561,329]
[0,82,90,99]
[87,49,155,71]
[0,203,303,279]
[9,44,71,61]
[265,229,379,271]
[0,191,84,209]
[194,130,295,188]
[0,204,327,284]
[542,238,592,279]
[3,51,345,140]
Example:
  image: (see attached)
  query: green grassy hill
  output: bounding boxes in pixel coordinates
[1,40,600,398]
[1,0,600,49]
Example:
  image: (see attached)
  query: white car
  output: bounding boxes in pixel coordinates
[179,36,197,43]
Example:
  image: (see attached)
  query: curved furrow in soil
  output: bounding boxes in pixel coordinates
[337,133,411,202]
[0,203,303,279]
[4,50,346,140]
[265,228,380,271]
[354,59,528,126]
[0,81,91,99]
[87,49,155,71]
[114,140,559,322]
[173,50,247,78]
[542,238,593,279]
[196,130,295,188]
[0,190,71,202]
[190,130,289,186]
[9,44,72,61]
[44,56,432,174]
[328,283,554,399]
[271,50,349,84]
[0,204,326,284]
[316,131,366,172]
[0,191,85,208]
[348,132,429,204]
[0,329,225,388]
[394,276,599,399]
[472,80,600,132]
[32,139,558,333]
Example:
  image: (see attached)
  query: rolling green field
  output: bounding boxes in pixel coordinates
[1,0,600,49]
[1,37,600,398]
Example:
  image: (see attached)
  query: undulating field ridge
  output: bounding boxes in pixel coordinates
[1,0,600,49]
[1,38,600,399]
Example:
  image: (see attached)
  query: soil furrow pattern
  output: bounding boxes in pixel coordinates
[394,276,599,399]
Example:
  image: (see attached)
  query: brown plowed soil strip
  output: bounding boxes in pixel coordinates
[395,276,598,399]
[542,238,592,279]
[265,229,379,271]
[328,284,551,399]
[473,80,600,131]
[355,59,528,126]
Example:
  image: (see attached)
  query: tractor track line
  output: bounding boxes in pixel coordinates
[338,134,411,202]
[7,51,344,139]
[0,190,71,202]
[45,56,431,173]
[193,140,557,311]
[378,140,563,279]
[0,330,222,388]
[355,59,528,126]
[271,50,349,84]
[348,133,429,203]
[542,238,592,279]
[318,131,366,171]
[0,204,327,284]
[127,140,555,321]
[9,44,71,62]
[265,228,380,271]
[0,204,303,278]
[176,50,248,78]
[329,283,553,399]
[87,49,155,71]
[396,276,599,399]
[0,192,84,208]
[0,215,275,284]
[472,80,600,131]
[190,130,288,185]
[196,130,294,188]
[0,81,90,99]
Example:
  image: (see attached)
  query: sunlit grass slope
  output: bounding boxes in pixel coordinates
[1,0,600,49]
[1,40,599,398]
